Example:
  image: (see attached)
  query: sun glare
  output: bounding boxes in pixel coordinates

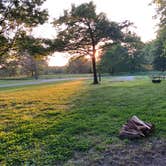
[48,53,69,67]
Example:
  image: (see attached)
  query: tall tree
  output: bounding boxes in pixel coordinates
[0,0,48,56]
[153,28,166,71]
[53,1,130,84]
[140,41,156,65]
[123,32,145,72]
[15,34,49,79]
[152,0,166,71]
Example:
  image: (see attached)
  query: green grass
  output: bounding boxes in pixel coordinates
[0,78,166,165]
[0,73,91,87]
[0,79,33,85]
[0,73,91,80]
[39,73,92,79]
[0,78,49,86]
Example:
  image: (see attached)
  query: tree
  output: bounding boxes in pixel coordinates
[123,33,145,72]
[153,55,166,71]
[99,33,145,74]
[152,0,166,71]
[152,0,166,27]
[19,54,48,77]
[15,35,49,79]
[0,0,48,56]
[140,41,156,65]
[53,1,130,84]
[100,44,129,74]
[0,52,49,78]
[152,28,166,71]
[67,56,91,74]
[0,53,20,77]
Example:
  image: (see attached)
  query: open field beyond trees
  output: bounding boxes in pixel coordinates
[0,78,166,165]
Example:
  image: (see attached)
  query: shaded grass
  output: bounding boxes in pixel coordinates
[82,79,166,137]
[0,78,166,165]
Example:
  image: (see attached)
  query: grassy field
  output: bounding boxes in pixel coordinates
[0,78,166,165]
[0,74,92,80]
[0,74,91,87]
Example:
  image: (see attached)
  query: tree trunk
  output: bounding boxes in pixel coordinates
[92,50,98,84]
[34,60,38,80]
[87,22,99,84]
[98,72,101,82]
[31,70,34,78]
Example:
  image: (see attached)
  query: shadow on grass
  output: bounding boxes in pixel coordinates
[0,79,166,165]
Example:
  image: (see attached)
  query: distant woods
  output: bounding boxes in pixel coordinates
[147,0,166,72]
[0,1,166,80]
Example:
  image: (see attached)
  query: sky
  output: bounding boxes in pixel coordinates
[33,0,159,66]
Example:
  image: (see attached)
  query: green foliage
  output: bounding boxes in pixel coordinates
[53,1,126,53]
[154,55,166,71]
[152,28,166,71]
[99,33,145,74]
[153,0,166,27]
[100,44,130,73]
[67,56,91,74]
[0,53,49,78]
[140,41,156,65]
[151,0,166,71]
[0,0,48,27]
[0,35,8,57]
[0,36,49,78]
[53,1,130,84]
[16,35,48,57]
[0,0,49,79]
[0,0,48,56]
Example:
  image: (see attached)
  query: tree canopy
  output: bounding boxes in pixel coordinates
[151,0,166,71]
[1,1,165,79]
[53,1,131,84]
[153,0,166,27]
[0,0,49,79]
[99,33,145,74]
[0,0,48,56]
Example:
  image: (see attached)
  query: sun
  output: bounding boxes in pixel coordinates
[48,53,69,67]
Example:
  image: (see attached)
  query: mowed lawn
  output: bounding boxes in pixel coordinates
[0,78,166,165]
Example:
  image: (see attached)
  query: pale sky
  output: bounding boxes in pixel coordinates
[33,0,159,66]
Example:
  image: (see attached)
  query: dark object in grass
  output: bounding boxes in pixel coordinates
[119,116,154,139]
[152,79,161,83]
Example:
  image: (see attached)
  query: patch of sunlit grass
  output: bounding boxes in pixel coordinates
[0,80,87,165]
[0,78,166,165]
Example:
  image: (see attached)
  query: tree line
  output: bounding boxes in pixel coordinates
[0,0,165,83]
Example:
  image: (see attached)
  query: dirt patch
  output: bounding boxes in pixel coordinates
[65,138,166,166]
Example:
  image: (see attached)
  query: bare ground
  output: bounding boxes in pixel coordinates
[65,138,166,166]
